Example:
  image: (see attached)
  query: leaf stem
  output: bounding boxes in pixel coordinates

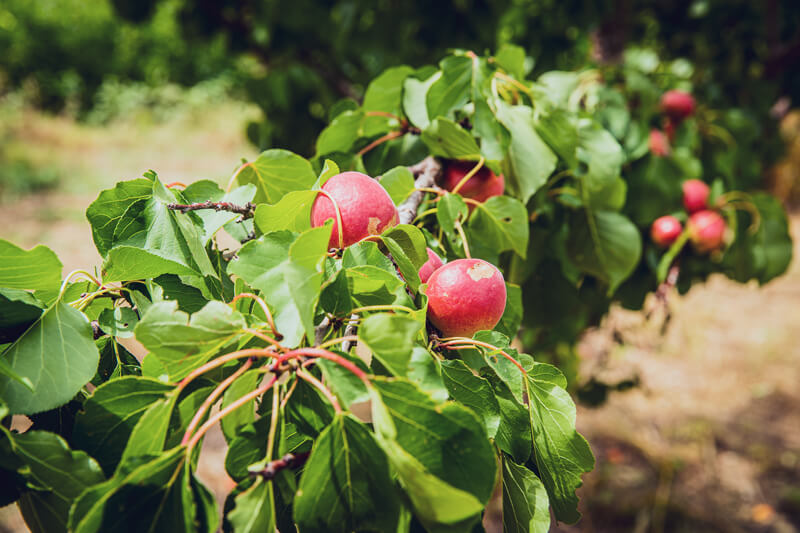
[276,348,370,385]
[265,381,281,461]
[317,335,359,350]
[180,358,253,446]
[437,337,527,375]
[357,130,405,157]
[232,293,281,339]
[315,190,346,249]
[185,375,278,455]
[176,348,277,392]
[349,304,415,315]
[454,220,472,258]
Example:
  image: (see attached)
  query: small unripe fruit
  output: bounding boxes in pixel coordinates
[426,258,506,338]
[649,129,671,157]
[443,161,504,206]
[311,172,398,249]
[650,215,683,247]
[688,210,726,253]
[418,248,444,284]
[682,179,710,214]
[660,90,696,121]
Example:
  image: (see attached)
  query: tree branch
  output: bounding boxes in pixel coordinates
[167,201,256,219]
[249,451,311,480]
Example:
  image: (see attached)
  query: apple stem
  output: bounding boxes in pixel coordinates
[437,337,527,375]
[315,189,346,249]
[451,157,485,195]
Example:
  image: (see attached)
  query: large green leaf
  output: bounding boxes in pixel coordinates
[567,210,642,293]
[493,101,557,203]
[134,300,246,381]
[467,196,529,259]
[575,119,625,198]
[253,190,318,234]
[420,118,482,160]
[316,109,365,155]
[294,414,400,532]
[230,227,329,347]
[72,376,173,475]
[85,178,153,257]
[227,478,276,533]
[0,288,44,344]
[524,363,594,524]
[362,65,414,136]
[426,55,472,119]
[502,456,551,533]
[370,378,496,527]
[440,360,500,438]
[0,240,62,293]
[0,302,99,415]
[358,314,421,376]
[234,149,317,204]
[117,392,179,471]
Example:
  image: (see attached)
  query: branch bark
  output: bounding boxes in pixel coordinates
[168,201,256,219]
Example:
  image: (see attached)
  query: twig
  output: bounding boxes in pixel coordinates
[167,201,256,219]
[249,452,311,480]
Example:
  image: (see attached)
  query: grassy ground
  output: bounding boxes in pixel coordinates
[1,102,798,532]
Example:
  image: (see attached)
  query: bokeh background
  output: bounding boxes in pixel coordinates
[2,1,800,531]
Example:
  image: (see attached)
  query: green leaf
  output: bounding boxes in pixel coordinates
[576,119,625,196]
[369,378,495,527]
[493,101,557,203]
[496,283,522,339]
[102,179,218,285]
[317,353,370,409]
[440,360,501,438]
[227,478,276,533]
[502,456,551,533]
[381,224,427,293]
[421,118,481,160]
[403,74,437,129]
[437,193,469,238]
[97,307,138,339]
[534,108,578,167]
[72,376,173,475]
[234,149,317,204]
[229,227,330,347]
[220,369,262,441]
[380,166,416,205]
[467,196,529,259]
[0,240,62,293]
[0,288,44,344]
[134,301,246,381]
[358,314,421,376]
[254,190,318,234]
[85,178,153,257]
[494,44,527,80]
[345,265,407,308]
[152,274,208,314]
[567,210,642,293]
[117,392,179,470]
[407,347,448,403]
[524,363,594,523]
[294,414,400,532]
[426,55,472,119]
[486,372,531,464]
[0,302,98,415]
[342,241,395,272]
[316,109,365,155]
[362,66,414,136]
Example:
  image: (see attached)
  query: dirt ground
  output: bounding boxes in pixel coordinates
[1,109,799,532]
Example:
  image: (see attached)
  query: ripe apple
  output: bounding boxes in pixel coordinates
[443,160,504,206]
[650,215,683,247]
[688,210,726,253]
[426,258,507,338]
[311,171,398,249]
[649,129,670,157]
[418,248,444,284]
[682,179,710,214]
[660,90,696,121]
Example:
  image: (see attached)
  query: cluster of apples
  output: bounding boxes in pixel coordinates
[650,179,727,253]
[649,89,696,157]
[310,163,507,338]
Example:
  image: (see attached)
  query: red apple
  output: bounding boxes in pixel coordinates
[682,179,710,214]
[688,210,726,253]
[660,90,696,121]
[650,215,683,247]
[311,171,398,249]
[426,258,507,338]
[443,161,504,206]
[649,129,671,157]
[418,248,444,284]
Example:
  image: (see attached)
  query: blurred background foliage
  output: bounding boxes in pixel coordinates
[1,0,799,156]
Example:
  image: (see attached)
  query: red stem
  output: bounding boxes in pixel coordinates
[439,338,527,375]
